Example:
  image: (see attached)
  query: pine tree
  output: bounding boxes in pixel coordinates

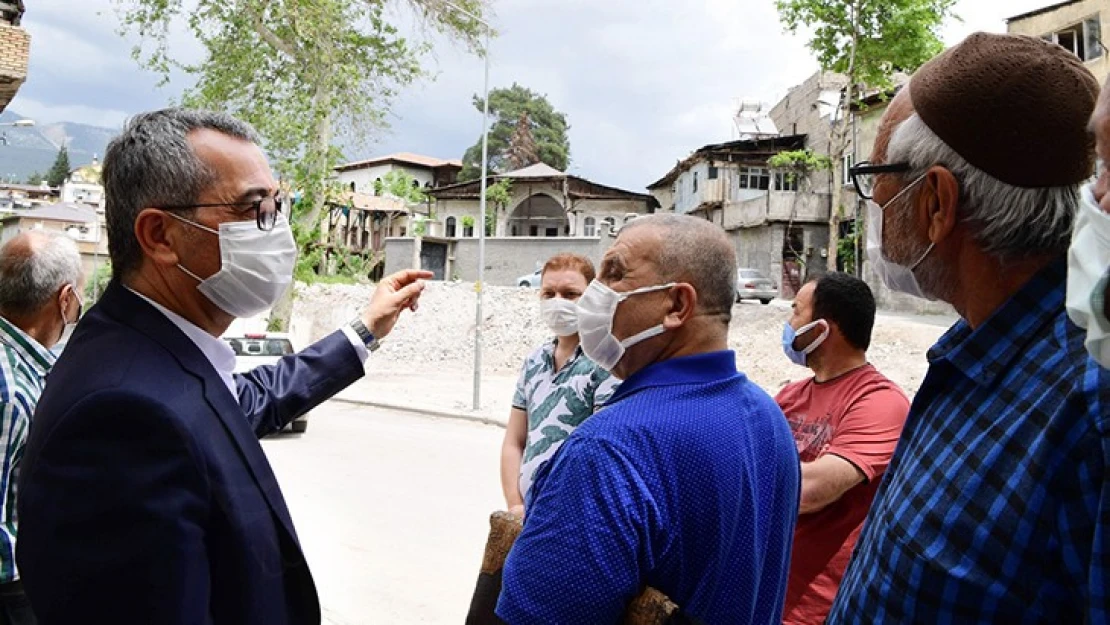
[505,112,540,171]
[46,145,70,187]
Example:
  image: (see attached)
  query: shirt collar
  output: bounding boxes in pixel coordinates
[125,288,237,388]
[0,315,55,378]
[609,350,739,403]
[541,337,584,368]
[928,258,1067,387]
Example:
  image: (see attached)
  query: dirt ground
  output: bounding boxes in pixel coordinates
[292,281,953,418]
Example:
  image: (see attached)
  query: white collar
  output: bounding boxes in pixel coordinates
[125,287,238,398]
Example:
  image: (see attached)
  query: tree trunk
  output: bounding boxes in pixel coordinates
[268,82,333,332]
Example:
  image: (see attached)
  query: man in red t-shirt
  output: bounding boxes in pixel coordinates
[776,272,909,625]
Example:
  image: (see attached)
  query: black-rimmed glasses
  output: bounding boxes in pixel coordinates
[158,195,284,232]
[848,161,911,200]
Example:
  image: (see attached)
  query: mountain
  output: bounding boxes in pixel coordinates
[0,110,117,183]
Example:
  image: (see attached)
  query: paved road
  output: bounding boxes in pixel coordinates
[262,401,505,624]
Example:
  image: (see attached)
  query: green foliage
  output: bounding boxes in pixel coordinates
[460,83,570,180]
[112,0,491,294]
[461,215,476,228]
[837,224,861,274]
[768,149,834,182]
[775,0,957,94]
[412,216,427,237]
[483,178,512,235]
[47,145,70,187]
[24,171,42,185]
[380,170,428,205]
[85,261,113,303]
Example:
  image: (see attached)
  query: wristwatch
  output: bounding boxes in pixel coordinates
[349,318,381,352]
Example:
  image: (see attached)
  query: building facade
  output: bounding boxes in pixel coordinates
[0,202,108,278]
[0,2,28,115]
[334,152,463,195]
[1008,0,1108,86]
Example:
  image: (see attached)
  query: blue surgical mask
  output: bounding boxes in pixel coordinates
[782,320,829,367]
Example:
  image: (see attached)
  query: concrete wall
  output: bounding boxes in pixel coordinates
[724,191,830,230]
[769,71,848,196]
[337,164,435,195]
[730,222,829,296]
[434,191,651,239]
[1008,0,1108,86]
[385,235,614,286]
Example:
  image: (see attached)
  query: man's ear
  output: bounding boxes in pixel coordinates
[663,283,697,329]
[919,165,960,246]
[134,208,184,268]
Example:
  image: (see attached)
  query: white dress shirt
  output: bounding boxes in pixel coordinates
[127,288,369,399]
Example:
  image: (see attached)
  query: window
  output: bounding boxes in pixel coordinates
[601,217,616,235]
[692,172,699,193]
[842,154,854,186]
[445,216,457,238]
[774,172,798,192]
[463,224,474,237]
[739,167,770,190]
[1046,17,1103,62]
[708,166,719,180]
[349,181,356,192]
[583,216,597,237]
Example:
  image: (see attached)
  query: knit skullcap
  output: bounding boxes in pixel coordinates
[909,32,1099,188]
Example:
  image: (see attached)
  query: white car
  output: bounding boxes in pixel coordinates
[517,268,542,288]
[223,332,309,434]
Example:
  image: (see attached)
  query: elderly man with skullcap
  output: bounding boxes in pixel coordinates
[828,33,1110,623]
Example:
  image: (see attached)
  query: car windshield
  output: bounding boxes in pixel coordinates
[225,338,293,357]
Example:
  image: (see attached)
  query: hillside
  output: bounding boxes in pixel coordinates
[0,110,116,182]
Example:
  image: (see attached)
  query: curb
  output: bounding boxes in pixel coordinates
[330,396,507,429]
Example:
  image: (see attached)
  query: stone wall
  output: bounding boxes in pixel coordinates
[0,23,30,114]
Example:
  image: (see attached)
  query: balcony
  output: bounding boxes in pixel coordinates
[723,191,830,230]
[0,2,29,115]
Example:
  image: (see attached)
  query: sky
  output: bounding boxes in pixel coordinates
[7,0,1058,191]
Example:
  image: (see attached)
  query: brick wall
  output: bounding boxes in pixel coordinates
[0,23,30,114]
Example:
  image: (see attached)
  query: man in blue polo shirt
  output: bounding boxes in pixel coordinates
[496,214,800,624]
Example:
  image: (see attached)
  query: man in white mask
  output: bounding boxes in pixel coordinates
[829,34,1110,623]
[16,109,431,625]
[0,231,83,625]
[1068,75,1110,368]
[497,214,799,624]
[499,253,618,518]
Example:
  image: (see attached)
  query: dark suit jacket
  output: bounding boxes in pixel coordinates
[16,280,365,625]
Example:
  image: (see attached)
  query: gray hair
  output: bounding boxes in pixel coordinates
[103,108,259,278]
[621,214,737,320]
[0,231,83,317]
[888,113,1078,259]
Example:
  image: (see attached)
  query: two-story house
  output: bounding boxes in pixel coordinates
[0,202,108,278]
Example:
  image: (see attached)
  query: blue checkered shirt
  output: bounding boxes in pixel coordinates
[827,259,1110,623]
[0,316,55,583]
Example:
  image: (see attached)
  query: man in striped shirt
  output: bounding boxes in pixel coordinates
[0,231,84,625]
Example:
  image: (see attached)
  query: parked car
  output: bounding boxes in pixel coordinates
[736,268,777,305]
[517,268,542,288]
[222,332,309,433]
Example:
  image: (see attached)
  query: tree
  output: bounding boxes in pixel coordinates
[505,112,539,171]
[776,0,956,271]
[380,170,428,206]
[460,83,569,180]
[24,171,42,185]
[483,178,512,235]
[46,145,70,187]
[113,0,492,328]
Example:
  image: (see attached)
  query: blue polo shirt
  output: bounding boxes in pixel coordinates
[496,351,800,624]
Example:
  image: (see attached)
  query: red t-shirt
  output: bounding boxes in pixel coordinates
[775,364,909,625]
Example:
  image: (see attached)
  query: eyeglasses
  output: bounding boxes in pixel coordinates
[848,161,911,200]
[157,195,284,231]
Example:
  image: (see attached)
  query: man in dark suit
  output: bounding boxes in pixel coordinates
[15,108,432,625]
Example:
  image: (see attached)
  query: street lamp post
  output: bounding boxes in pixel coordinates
[442,1,492,412]
[0,119,34,128]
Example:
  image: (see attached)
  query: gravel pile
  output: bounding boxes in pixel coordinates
[292,281,945,396]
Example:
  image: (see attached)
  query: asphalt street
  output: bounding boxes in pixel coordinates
[262,401,505,624]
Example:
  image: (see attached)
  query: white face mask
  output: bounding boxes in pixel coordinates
[540,297,579,337]
[866,175,937,300]
[170,213,298,318]
[58,286,82,346]
[1066,183,1110,367]
[576,279,676,371]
